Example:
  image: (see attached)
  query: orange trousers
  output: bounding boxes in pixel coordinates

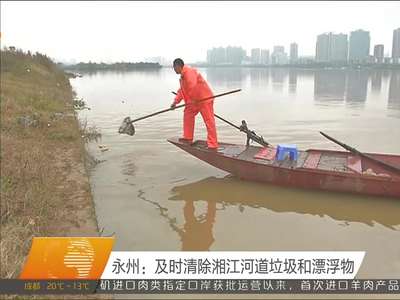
[183,102,218,148]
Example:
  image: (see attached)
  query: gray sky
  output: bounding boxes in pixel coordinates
[1,1,399,63]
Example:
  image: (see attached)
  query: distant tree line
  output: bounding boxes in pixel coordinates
[62,61,162,71]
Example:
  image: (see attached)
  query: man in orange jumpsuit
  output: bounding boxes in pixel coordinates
[171,58,219,149]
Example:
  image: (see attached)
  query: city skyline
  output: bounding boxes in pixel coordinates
[64,26,400,64]
[1,1,399,64]
[205,27,399,66]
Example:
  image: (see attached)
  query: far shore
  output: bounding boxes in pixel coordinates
[189,63,400,70]
[64,63,400,71]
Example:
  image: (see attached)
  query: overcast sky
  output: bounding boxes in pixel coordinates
[1,1,399,63]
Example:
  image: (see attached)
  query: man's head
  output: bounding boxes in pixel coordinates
[173,58,184,74]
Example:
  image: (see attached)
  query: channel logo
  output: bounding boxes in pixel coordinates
[19,237,114,279]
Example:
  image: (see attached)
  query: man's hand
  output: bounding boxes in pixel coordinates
[170,102,176,110]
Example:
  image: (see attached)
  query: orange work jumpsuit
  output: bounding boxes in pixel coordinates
[173,65,218,148]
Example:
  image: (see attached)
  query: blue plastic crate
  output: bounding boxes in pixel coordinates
[276,144,298,161]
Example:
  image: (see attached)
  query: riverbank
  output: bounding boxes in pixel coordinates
[0,49,99,278]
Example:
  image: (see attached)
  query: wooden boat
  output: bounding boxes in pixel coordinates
[167,137,400,198]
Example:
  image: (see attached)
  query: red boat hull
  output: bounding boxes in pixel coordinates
[168,137,400,199]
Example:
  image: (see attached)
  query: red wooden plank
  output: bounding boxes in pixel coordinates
[254,147,277,161]
[303,152,322,169]
[347,155,362,174]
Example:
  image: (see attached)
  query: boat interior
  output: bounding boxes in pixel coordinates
[190,140,399,179]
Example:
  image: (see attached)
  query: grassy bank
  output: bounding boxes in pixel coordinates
[0,48,99,278]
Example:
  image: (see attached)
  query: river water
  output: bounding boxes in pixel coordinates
[72,67,400,280]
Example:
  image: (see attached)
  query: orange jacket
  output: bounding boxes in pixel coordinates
[174,65,213,105]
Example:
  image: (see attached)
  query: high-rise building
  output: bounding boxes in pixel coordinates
[207,47,226,65]
[207,46,246,65]
[349,29,370,63]
[373,44,384,63]
[207,49,214,64]
[392,28,400,64]
[316,33,330,62]
[216,47,227,64]
[331,34,348,62]
[226,46,246,65]
[271,46,288,65]
[251,48,261,64]
[290,43,298,63]
[260,49,270,64]
[315,33,348,63]
[273,46,285,54]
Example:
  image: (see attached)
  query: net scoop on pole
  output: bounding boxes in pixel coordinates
[118,89,241,136]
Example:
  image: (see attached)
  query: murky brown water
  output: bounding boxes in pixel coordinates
[72,67,400,279]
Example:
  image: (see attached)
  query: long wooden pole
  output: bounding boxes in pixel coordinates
[129,89,241,124]
[320,131,400,174]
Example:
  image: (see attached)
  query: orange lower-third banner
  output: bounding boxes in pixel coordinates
[1,239,398,295]
[19,237,367,280]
